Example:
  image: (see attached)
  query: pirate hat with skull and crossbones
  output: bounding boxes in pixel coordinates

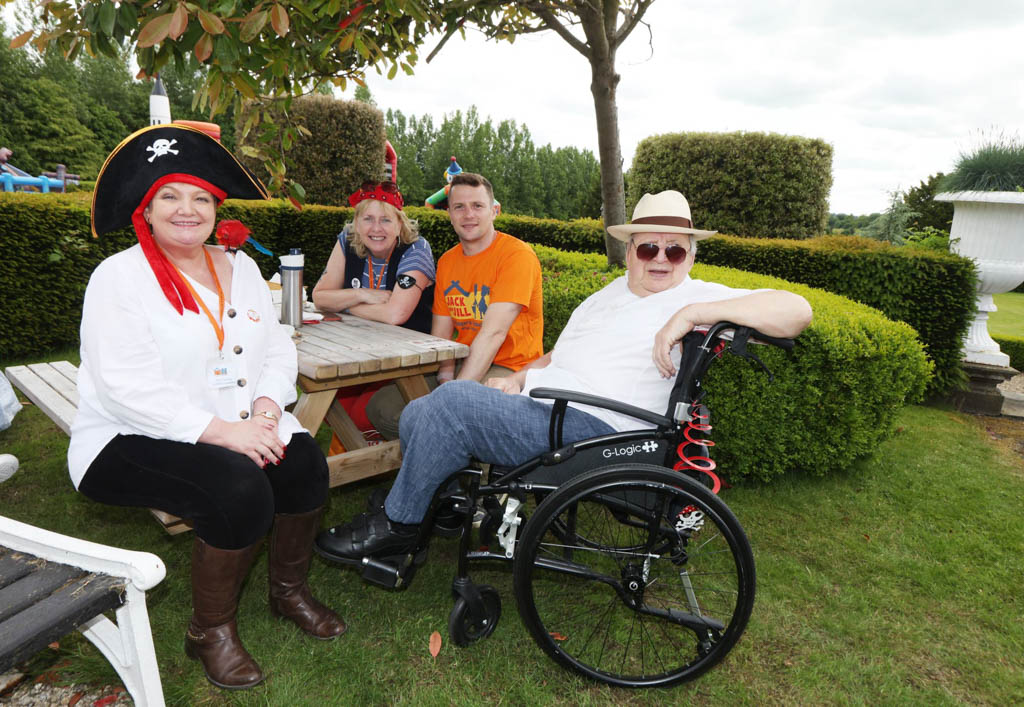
[91,124,270,314]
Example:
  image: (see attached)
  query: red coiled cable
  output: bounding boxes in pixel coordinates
[673,405,722,494]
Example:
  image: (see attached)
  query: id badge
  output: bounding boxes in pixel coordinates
[206,355,236,388]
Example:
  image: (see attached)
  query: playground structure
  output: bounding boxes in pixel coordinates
[424,156,464,209]
[0,147,80,193]
[423,156,499,212]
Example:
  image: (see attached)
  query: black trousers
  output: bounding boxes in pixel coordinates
[79,432,328,549]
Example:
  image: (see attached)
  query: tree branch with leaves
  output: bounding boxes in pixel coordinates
[11,0,436,201]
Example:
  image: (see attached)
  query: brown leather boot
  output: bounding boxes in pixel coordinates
[184,537,265,690]
[269,508,346,639]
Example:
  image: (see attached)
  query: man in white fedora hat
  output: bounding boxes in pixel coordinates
[318,191,812,560]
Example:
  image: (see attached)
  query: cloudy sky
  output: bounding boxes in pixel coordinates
[343,0,1024,215]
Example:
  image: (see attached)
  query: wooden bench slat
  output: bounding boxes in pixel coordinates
[27,362,80,407]
[0,556,85,623]
[0,549,34,589]
[0,573,125,673]
[3,365,78,435]
[49,360,79,383]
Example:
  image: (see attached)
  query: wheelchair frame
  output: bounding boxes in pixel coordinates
[345,321,794,688]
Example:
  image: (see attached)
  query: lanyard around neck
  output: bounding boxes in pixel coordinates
[368,243,396,290]
[171,248,226,350]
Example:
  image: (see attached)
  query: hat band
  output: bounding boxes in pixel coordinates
[631,215,693,229]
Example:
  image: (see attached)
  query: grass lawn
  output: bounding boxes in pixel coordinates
[1,389,1022,705]
[991,291,1024,338]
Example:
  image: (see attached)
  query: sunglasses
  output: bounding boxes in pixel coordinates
[633,241,688,264]
[360,180,399,193]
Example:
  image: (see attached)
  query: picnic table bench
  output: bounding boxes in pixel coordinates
[0,514,166,706]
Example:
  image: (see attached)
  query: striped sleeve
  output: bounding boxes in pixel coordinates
[396,238,436,282]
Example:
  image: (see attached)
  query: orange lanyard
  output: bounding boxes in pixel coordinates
[172,248,226,351]
[368,244,395,290]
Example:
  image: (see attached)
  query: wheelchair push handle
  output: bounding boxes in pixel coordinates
[694,321,795,352]
[693,322,795,384]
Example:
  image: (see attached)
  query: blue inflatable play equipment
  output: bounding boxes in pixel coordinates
[0,148,79,193]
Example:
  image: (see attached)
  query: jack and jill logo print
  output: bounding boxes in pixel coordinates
[444,281,490,323]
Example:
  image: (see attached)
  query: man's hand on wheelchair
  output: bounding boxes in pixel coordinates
[653,308,698,379]
[485,376,521,395]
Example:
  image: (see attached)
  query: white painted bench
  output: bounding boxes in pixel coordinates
[3,363,192,534]
[0,514,166,706]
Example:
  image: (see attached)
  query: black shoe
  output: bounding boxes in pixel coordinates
[315,510,418,561]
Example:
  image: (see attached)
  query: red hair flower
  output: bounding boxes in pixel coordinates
[216,220,251,250]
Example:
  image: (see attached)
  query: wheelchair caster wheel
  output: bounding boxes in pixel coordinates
[448,584,501,646]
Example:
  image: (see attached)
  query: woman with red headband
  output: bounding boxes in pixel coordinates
[68,125,344,691]
[311,180,434,331]
[311,181,435,442]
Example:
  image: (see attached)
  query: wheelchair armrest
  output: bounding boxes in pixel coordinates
[528,388,673,428]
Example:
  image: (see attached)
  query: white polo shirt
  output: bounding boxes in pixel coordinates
[521,275,752,432]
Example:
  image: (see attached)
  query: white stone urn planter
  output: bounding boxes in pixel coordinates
[934,191,1024,367]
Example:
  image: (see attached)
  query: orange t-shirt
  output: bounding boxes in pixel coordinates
[433,231,544,371]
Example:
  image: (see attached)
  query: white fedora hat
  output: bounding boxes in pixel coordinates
[607,190,717,242]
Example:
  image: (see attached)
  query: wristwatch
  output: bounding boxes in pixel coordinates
[254,410,279,422]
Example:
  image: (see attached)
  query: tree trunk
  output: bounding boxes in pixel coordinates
[591,54,627,266]
[580,4,627,267]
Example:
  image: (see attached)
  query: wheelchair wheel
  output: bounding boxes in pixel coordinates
[448,585,502,646]
[513,464,755,688]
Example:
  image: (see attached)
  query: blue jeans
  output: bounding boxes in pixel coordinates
[384,380,616,524]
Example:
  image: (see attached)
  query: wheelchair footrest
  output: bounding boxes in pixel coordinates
[359,548,428,590]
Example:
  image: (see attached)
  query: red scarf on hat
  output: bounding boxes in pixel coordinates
[131,173,227,315]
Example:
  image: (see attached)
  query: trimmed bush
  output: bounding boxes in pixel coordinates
[628,131,833,239]
[696,234,976,396]
[994,336,1024,372]
[237,95,386,207]
[532,245,932,482]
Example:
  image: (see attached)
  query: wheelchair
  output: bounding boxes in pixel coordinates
[328,321,794,688]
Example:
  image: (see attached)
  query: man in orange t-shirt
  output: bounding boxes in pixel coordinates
[365,172,543,439]
[432,172,543,384]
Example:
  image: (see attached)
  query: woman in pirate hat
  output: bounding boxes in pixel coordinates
[68,124,344,690]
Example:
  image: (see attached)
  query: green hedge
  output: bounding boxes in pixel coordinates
[406,207,605,258]
[532,245,932,481]
[696,235,977,396]
[0,192,933,482]
[0,196,971,404]
[994,336,1024,371]
[628,131,833,239]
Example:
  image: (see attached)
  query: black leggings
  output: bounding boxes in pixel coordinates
[78,432,328,549]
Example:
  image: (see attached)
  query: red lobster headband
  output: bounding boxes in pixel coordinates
[91,124,270,315]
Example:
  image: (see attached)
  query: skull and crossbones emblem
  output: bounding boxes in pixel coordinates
[146,138,179,162]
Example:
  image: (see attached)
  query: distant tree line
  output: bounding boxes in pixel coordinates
[827,212,879,235]
[382,103,602,220]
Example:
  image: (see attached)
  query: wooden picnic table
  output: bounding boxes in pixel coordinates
[290,316,468,488]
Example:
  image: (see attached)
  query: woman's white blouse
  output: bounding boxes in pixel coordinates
[68,244,303,488]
